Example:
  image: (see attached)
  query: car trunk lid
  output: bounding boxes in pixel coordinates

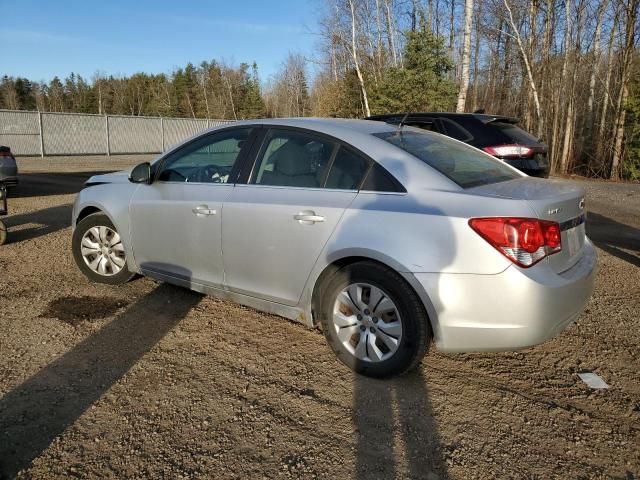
[468,178,587,273]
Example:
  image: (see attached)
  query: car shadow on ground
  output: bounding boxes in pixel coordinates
[354,370,448,479]
[3,204,73,244]
[586,212,640,267]
[0,282,202,478]
[10,171,111,198]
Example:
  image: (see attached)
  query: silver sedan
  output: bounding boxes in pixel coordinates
[71,118,597,377]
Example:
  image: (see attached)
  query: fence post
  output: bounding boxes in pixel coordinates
[38,111,45,157]
[105,115,110,156]
[160,117,165,152]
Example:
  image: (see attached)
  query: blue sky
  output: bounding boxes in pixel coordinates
[0,0,319,83]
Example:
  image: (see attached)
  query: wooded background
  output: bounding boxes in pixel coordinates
[1,0,638,180]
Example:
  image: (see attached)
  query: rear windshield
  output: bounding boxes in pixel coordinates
[374,130,522,188]
[488,122,540,144]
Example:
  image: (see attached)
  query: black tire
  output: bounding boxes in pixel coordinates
[72,213,135,285]
[319,261,431,378]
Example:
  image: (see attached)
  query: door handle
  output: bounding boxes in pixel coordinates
[294,211,325,224]
[192,205,217,216]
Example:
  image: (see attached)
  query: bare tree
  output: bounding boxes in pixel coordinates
[502,0,544,136]
[610,0,639,179]
[597,4,620,167]
[383,0,399,67]
[348,0,372,116]
[456,0,474,112]
[470,0,482,111]
[586,0,608,131]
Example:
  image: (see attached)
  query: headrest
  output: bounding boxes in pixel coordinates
[272,142,312,176]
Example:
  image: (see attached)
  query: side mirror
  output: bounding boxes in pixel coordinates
[129,162,151,184]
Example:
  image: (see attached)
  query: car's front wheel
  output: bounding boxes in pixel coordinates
[320,261,431,378]
[72,213,135,285]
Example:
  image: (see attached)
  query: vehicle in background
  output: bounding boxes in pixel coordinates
[71,118,595,377]
[0,146,18,188]
[0,185,7,245]
[367,112,550,178]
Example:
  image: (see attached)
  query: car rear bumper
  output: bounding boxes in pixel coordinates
[502,157,549,178]
[0,163,18,187]
[0,176,18,187]
[412,238,597,352]
[519,168,549,178]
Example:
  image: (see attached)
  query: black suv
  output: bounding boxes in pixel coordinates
[366,113,549,177]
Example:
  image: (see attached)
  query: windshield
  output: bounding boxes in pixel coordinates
[374,130,522,188]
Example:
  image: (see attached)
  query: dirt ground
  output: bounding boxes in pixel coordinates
[0,156,638,480]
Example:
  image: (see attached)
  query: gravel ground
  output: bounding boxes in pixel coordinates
[0,157,638,479]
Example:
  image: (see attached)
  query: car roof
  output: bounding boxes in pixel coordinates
[367,112,519,124]
[233,117,398,136]
[188,117,456,192]
[162,117,402,163]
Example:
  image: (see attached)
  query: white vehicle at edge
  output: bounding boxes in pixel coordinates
[71,118,596,377]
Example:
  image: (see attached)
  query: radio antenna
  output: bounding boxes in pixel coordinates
[397,112,410,131]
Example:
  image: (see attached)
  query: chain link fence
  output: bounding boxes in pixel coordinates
[0,109,233,156]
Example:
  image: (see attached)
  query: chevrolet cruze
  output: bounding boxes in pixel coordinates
[71,118,597,377]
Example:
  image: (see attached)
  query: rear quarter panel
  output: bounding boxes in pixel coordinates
[300,187,536,325]
[319,189,534,275]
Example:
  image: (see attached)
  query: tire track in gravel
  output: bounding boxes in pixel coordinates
[427,359,640,433]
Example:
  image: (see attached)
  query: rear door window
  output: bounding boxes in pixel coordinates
[325,147,370,190]
[361,163,405,192]
[374,130,521,188]
[252,129,336,188]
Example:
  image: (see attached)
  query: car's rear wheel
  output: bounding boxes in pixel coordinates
[319,261,431,378]
[72,213,135,285]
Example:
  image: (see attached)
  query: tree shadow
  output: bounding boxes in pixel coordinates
[0,282,202,479]
[3,204,72,244]
[354,370,447,479]
[586,212,640,267]
[10,171,110,198]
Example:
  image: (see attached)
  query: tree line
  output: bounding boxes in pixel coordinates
[1,0,638,180]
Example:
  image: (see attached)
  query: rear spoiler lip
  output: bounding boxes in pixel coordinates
[367,113,521,125]
[371,116,435,127]
[479,115,520,125]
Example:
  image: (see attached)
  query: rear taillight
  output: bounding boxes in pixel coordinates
[469,217,561,267]
[0,151,12,158]
[483,145,533,157]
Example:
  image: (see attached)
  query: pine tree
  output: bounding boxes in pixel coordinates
[238,63,266,119]
[371,29,456,113]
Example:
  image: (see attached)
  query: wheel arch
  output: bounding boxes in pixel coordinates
[309,252,442,344]
[76,205,102,224]
[74,202,120,232]
[73,202,139,273]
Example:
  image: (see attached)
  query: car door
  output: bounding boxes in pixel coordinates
[222,127,371,306]
[129,126,255,287]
